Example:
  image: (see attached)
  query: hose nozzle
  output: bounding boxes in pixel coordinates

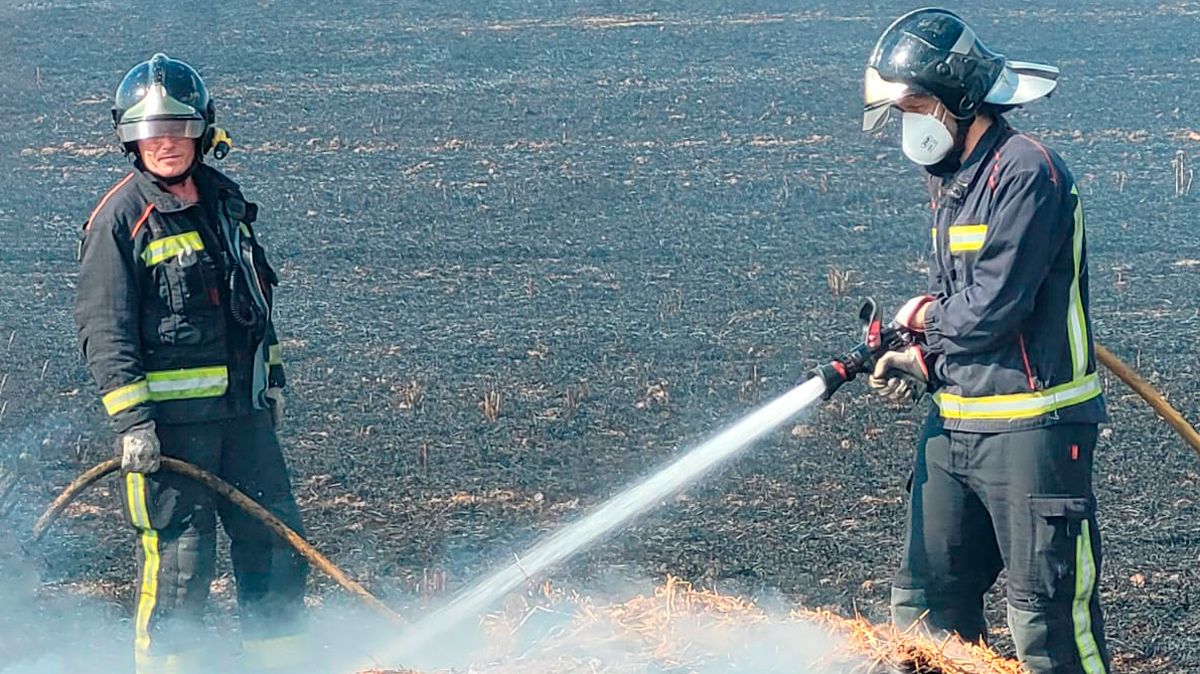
[808,297,914,399]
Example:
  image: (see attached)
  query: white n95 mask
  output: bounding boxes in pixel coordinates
[901,111,955,166]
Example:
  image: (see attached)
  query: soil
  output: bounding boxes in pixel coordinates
[0,1,1198,672]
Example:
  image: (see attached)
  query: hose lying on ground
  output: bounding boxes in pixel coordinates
[32,345,1199,633]
[1095,343,1200,459]
[32,456,406,627]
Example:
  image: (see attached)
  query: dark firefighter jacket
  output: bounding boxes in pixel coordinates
[75,164,285,434]
[921,117,1108,432]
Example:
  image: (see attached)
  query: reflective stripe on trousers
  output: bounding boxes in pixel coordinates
[135,650,205,674]
[1072,521,1107,674]
[127,472,210,674]
[123,416,309,673]
[893,421,1110,674]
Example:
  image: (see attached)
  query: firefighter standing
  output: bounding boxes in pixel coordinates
[862,10,1110,674]
[75,54,308,673]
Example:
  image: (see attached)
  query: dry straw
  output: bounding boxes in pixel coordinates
[361,577,1024,674]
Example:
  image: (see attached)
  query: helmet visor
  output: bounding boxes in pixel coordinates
[117,119,207,143]
[984,60,1059,107]
[863,66,914,131]
[863,16,979,131]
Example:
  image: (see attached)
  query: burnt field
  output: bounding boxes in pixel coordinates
[1,0,1200,672]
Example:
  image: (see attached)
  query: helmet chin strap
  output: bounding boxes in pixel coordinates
[925,114,974,178]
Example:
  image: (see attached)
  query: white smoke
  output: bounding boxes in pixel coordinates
[0,383,851,674]
[338,577,862,674]
[370,379,831,669]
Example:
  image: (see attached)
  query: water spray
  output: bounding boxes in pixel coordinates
[31,297,920,672]
[364,299,914,669]
[32,298,1200,674]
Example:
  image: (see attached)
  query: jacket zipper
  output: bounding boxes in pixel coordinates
[1018,333,1036,391]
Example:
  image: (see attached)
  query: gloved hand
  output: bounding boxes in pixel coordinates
[869,346,929,405]
[265,387,285,430]
[120,421,161,474]
[894,295,934,333]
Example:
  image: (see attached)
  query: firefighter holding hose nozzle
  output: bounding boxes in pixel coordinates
[862,10,1110,674]
[74,54,308,673]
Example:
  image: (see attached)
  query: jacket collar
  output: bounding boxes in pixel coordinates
[133,163,240,213]
[935,116,1010,203]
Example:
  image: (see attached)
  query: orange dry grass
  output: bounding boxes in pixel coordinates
[360,577,1024,674]
[594,575,770,664]
[806,610,1027,674]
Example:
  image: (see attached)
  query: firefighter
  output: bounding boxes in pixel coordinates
[74,54,308,674]
[862,10,1110,674]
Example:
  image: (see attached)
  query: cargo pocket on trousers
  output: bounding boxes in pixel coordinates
[1024,495,1093,601]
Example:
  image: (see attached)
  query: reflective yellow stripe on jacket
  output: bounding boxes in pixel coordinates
[103,380,151,415]
[145,366,229,401]
[936,191,1097,423]
[102,367,229,416]
[1066,186,1090,379]
[141,232,204,267]
[934,372,1102,421]
[948,224,987,253]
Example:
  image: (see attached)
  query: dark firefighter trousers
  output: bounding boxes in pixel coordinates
[118,412,309,674]
[891,416,1110,674]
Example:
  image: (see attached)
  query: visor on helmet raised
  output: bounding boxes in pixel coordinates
[863,67,913,132]
[984,60,1059,107]
[117,119,208,143]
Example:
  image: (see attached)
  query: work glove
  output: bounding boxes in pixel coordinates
[869,346,929,405]
[265,387,285,430]
[119,421,161,474]
[894,295,934,333]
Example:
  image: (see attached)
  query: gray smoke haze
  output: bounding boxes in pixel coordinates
[0,557,863,674]
[370,379,831,670]
[1,398,859,674]
[0,416,129,673]
[357,577,862,674]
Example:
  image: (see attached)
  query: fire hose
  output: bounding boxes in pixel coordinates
[31,300,1200,629]
[31,456,407,627]
[809,298,1200,459]
[1094,343,1200,458]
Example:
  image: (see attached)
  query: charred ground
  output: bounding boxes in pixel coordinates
[1,1,1199,672]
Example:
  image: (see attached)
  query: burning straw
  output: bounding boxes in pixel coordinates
[360,577,1024,674]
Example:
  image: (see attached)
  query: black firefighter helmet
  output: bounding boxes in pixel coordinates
[111,53,230,159]
[862,8,1060,132]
